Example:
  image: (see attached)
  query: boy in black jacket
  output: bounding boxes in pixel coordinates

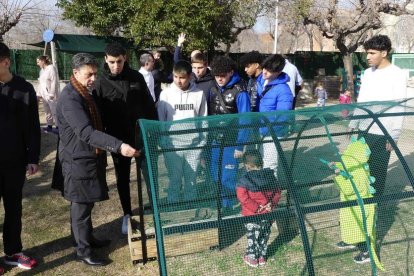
[95,42,157,234]
[0,42,40,271]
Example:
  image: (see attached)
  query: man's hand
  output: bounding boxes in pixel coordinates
[119,143,140,158]
[234,149,244,159]
[386,141,393,152]
[177,33,186,47]
[26,164,39,176]
[200,158,206,168]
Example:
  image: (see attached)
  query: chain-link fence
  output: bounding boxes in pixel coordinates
[137,99,414,276]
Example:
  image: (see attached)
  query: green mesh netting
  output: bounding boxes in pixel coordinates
[137,99,414,276]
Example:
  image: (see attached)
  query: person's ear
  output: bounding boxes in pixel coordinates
[2,58,11,68]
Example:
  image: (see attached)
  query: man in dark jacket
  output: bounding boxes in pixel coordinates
[191,52,216,100]
[240,51,264,112]
[95,42,157,235]
[56,53,139,266]
[0,42,40,272]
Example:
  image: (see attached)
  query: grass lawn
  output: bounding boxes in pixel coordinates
[1,102,414,275]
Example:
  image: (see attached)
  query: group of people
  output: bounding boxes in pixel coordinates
[0,33,407,272]
[161,34,302,268]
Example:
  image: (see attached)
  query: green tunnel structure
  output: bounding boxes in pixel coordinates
[138,99,414,276]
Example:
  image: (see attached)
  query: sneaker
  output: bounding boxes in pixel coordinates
[336,241,356,249]
[122,214,130,235]
[243,255,258,268]
[353,251,370,264]
[4,253,38,269]
[258,257,266,266]
[0,266,4,274]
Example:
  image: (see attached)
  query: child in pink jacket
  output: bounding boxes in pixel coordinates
[339,89,352,117]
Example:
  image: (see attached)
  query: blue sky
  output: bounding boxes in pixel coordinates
[253,16,270,34]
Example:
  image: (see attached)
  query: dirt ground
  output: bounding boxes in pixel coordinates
[0,103,153,275]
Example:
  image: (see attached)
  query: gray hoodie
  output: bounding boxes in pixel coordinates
[157,82,207,148]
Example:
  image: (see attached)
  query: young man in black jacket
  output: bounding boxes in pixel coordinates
[95,42,157,234]
[191,52,216,100]
[0,42,40,271]
[240,51,263,112]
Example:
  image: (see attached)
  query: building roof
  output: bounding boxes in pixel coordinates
[28,34,134,53]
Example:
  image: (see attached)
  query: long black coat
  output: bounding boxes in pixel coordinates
[56,83,123,203]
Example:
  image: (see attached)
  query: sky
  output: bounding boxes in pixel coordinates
[253,16,270,34]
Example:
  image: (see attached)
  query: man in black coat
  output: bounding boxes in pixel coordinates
[0,42,40,271]
[95,42,157,235]
[56,53,139,266]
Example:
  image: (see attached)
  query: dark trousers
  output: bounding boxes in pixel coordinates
[361,133,391,197]
[111,154,151,216]
[0,166,25,256]
[112,154,134,216]
[71,202,94,257]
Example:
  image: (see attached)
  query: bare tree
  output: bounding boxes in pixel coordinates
[394,14,414,53]
[297,0,413,98]
[222,0,277,53]
[0,0,50,41]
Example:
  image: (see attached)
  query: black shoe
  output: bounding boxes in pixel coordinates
[90,238,111,248]
[353,251,370,264]
[76,255,109,266]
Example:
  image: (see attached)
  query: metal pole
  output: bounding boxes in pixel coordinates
[51,41,58,68]
[273,0,279,54]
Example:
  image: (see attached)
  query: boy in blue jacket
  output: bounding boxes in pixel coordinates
[256,54,293,175]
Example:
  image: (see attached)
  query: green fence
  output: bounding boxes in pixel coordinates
[138,99,414,275]
[10,48,370,82]
[9,49,143,80]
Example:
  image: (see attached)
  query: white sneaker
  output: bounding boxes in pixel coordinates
[122,214,130,235]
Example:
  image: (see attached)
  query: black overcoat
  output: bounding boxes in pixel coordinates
[56,83,122,203]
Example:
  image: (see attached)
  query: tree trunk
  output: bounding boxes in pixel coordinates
[304,25,313,51]
[342,53,355,101]
[225,43,231,55]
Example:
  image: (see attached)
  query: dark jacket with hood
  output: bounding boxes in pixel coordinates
[0,75,40,169]
[192,69,215,100]
[236,168,281,216]
[95,63,157,150]
[209,72,250,115]
[209,73,250,151]
[56,83,123,203]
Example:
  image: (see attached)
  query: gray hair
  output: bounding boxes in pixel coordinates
[139,52,153,67]
[71,53,98,70]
